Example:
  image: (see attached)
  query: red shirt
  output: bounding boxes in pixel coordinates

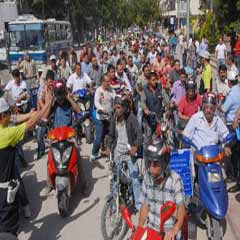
[178,94,202,118]
[234,40,240,56]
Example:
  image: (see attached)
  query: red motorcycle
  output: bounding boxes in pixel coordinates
[121,201,176,240]
[47,126,78,217]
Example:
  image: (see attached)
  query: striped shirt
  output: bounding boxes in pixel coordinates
[140,171,185,239]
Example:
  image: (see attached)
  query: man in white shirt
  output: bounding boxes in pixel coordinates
[215,37,227,68]
[5,69,28,105]
[67,63,92,93]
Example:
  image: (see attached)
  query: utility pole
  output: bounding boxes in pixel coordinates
[186,0,190,42]
[177,0,180,30]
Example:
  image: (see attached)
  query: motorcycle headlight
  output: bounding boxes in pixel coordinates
[208,172,221,183]
[52,147,61,164]
[62,146,73,164]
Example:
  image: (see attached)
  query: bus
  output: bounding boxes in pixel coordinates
[6,14,73,73]
[0,0,18,61]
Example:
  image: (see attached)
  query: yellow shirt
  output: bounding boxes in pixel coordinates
[0,123,26,149]
[201,63,212,90]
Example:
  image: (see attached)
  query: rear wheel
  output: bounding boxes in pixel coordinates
[85,122,94,144]
[57,190,70,217]
[101,198,128,240]
[206,215,223,240]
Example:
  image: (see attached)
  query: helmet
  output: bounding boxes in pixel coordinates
[114,94,129,114]
[202,92,217,106]
[199,50,210,59]
[227,70,238,81]
[144,139,171,183]
[53,79,67,102]
[185,79,197,91]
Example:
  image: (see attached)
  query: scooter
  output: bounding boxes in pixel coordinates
[120,201,176,240]
[182,133,235,240]
[47,126,78,217]
[73,88,94,144]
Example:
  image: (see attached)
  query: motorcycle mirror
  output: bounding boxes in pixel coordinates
[159,201,176,234]
[120,205,134,229]
[181,135,198,150]
[222,132,235,145]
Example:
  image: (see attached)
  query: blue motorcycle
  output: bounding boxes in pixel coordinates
[73,88,94,145]
[182,133,234,240]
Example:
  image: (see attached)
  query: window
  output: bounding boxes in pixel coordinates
[9,24,25,51]
[56,24,61,41]
[47,24,55,42]
[25,23,44,50]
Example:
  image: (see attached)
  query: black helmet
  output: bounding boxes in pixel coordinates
[202,92,217,106]
[185,79,197,91]
[145,139,171,183]
[114,94,129,114]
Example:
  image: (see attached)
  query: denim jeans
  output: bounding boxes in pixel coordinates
[92,118,104,157]
[217,59,225,69]
[37,126,47,154]
[127,158,142,210]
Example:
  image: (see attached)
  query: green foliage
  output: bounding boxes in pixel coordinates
[198,12,220,53]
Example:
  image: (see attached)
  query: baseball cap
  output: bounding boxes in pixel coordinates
[49,55,56,61]
[0,98,10,114]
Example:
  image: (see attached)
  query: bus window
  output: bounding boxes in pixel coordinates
[67,24,72,40]
[60,24,65,40]
[25,23,44,50]
[56,24,61,41]
[48,24,55,42]
[9,24,25,51]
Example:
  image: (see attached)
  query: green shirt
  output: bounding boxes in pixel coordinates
[0,123,26,149]
[201,63,212,90]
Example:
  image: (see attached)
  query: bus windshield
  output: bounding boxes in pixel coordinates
[9,23,45,51]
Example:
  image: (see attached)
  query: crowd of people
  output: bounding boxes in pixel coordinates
[0,29,240,239]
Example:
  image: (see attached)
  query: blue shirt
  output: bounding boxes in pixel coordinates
[183,111,229,149]
[81,62,92,74]
[222,84,240,124]
[52,101,72,128]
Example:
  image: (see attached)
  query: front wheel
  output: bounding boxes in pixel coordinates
[84,122,94,144]
[206,215,223,240]
[101,198,128,240]
[57,190,70,217]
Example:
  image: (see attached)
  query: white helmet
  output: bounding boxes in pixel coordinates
[227,70,238,81]
[199,50,210,59]
[0,97,10,114]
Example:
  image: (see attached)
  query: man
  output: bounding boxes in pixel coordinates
[126,55,138,79]
[233,34,240,72]
[36,70,55,159]
[110,47,119,67]
[87,55,102,86]
[67,63,92,93]
[92,74,115,161]
[40,55,58,86]
[81,53,92,74]
[171,69,187,107]
[218,71,240,189]
[107,95,142,210]
[226,54,239,75]
[136,64,150,97]
[199,50,212,94]
[59,57,72,81]
[177,79,202,134]
[141,72,163,145]
[152,52,163,72]
[93,43,101,63]
[0,92,52,235]
[134,140,185,240]
[4,69,28,107]
[115,61,132,92]
[215,64,230,96]
[147,45,157,65]
[169,59,181,85]
[17,52,37,90]
[101,50,110,74]
[215,37,227,68]
[183,92,231,156]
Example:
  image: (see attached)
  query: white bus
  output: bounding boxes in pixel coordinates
[7,14,73,72]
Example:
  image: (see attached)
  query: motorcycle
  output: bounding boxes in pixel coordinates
[120,201,176,240]
[182,133,235,240]
[47,126,78,217]
[73,88,94,145]
[101,155,136,240]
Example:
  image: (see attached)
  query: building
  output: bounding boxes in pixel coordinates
[160,0,203,29]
